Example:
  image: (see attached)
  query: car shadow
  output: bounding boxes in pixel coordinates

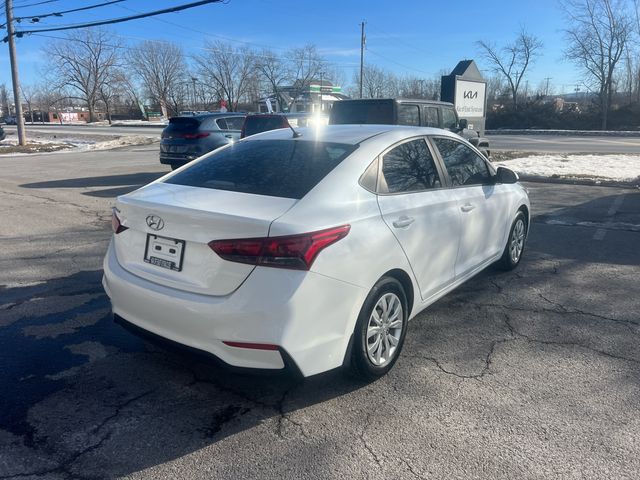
[0,269,368,478]
[20,172,167,199]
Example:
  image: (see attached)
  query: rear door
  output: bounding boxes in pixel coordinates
[376,137,461,300]
[430,136,511,277]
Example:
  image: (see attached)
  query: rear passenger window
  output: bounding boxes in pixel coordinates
[380,138,441,193]
[398,105,420,126]
[222,117,244,130]
[199,117,219,130]
[432,137,491,187]
[425,107,439,127]
[215,118,228,130]
[441,108,457,129]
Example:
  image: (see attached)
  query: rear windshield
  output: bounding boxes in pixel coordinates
[166,117,200,131]
[243,116,287,137]
[165,140,358,199]
[330,102,394,125]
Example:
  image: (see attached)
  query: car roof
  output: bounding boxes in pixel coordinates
[243,124,460,145]
[335,98,454,107]
[194,112,245,119]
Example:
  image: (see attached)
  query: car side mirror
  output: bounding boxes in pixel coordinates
[495,166,519,184]
[458,118,468,130]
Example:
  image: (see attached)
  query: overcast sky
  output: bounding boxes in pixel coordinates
[1,0,582,94]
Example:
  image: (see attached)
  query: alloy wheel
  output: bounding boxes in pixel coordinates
[509,218,526,264]
[366,292,404,366]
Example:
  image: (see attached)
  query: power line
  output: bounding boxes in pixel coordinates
[366,48,435,76]
[14,0,125,23]
[13,0,60,9]
[4,0,223,40]
[116,3,290,53]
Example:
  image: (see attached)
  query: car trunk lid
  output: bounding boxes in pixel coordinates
[113,182,297,296]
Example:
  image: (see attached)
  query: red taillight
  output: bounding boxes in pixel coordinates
[223,341,279,351]
[181,132,210,139]
[208,225,350,270]
[111,209,128,234]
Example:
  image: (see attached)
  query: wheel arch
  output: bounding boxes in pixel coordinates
[381,268,415,318]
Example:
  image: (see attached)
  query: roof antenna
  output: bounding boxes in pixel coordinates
[285,117,302,138]
[288,122,302,138]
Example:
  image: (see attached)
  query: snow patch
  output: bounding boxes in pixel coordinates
[494,154,640,183]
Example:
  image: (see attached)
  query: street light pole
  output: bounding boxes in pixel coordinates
[359,21,365,99]
[5,0,27,145]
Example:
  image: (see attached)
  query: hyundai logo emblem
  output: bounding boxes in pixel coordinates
[146,215,165,231]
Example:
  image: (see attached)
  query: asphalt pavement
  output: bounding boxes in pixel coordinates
[1,145,639,479]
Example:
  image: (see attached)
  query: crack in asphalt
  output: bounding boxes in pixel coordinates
[358,413,383,468]
[9,241,106,262]
[184,364,308,440]
[466,299,639,331]
[398,457,426,479]
[0,391,154,480]
[409,293,639,380]
[408,337,513,380]
[274,387,308,440]
[501,312,640,366]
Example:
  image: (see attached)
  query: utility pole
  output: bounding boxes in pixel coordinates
[359,21,365,99]
[544,77,552,97]
[5,0,27,145]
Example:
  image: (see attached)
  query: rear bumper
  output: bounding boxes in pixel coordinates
[102,240,368,377]
[159,153,195,167]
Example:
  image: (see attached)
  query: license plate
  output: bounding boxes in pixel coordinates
[144,234,185,271]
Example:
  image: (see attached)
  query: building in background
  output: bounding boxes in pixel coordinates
[258,80,348,113]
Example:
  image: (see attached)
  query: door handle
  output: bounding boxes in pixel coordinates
[460,204,476,213]
[224,134,233,139]
[392,216,415,228]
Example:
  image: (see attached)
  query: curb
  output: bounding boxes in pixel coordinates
[110,123,166,128]
[519,174,639,189]
[486,129,640,137]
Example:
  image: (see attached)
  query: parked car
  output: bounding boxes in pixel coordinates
[240,112,328,138]
[159,113,246,170]
[329,98,491,158]
[104,124,528,380]
[0,125,5,142]
[3,116,17,125]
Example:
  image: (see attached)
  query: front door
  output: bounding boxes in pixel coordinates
[430,136,510,278]
[376,137,461,301]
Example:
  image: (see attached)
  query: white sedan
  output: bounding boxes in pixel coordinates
[103,125,529,379]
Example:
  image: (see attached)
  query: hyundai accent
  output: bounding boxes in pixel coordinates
[103,125,529,379]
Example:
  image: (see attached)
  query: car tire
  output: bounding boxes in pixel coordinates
[496,211,527,271]
[348,276,408,380]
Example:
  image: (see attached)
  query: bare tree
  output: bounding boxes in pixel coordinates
[128,40,186,118]
[44,29,120,122]
[563,0,635,128]
[0,84,10,119]
[195,41,256,112]
[477,29,543,109]
[255,49,290,110]
[286,45,326,110]
[20,84,38,123]
[355,65,390,98]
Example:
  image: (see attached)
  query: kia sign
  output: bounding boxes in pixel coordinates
[454,79,486,118]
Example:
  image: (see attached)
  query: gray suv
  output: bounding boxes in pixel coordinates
[160,112,246,170]
[329,98,490,158]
